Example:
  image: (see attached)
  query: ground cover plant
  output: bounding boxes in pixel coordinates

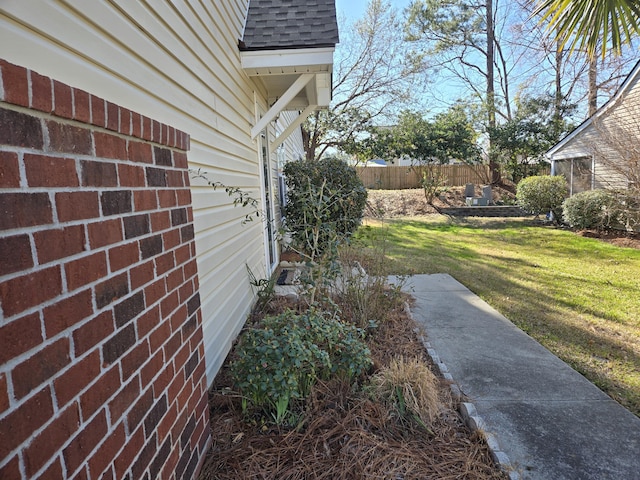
[358,193,640,416]
[200,292,506,479]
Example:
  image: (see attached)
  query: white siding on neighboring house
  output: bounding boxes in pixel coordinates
[548,60,640,194]
[0,0,305,383]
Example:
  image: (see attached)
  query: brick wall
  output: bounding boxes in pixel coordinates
[0,59,211,479]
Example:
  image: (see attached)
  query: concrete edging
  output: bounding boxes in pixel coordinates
[405,302,520,480]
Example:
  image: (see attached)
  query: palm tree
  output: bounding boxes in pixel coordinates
[534,0,640,58]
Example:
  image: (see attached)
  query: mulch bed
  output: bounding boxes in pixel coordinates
[199,298,507,479]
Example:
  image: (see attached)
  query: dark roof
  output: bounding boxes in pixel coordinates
[240,0,339,51]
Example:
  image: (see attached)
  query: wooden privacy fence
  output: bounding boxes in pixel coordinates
[356,165,491,189]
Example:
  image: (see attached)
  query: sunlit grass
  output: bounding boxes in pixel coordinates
[357,215,640,416]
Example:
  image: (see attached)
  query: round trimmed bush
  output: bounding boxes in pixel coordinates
[562,189,616,229]
[516,175,568,221]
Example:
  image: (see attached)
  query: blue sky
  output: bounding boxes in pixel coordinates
[335,0,413,21]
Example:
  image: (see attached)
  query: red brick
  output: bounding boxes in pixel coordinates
[23,401,80,477]
[149,321,171,354]
[0,192,52,231]
[162,229,181,250]
[73,87,91,123]
[163,331,182,363]
[0,233,33,276]
[87,218,123,249]
[150,210,171,232]
[25,153,78,187]
[95,131,127,160]
[130,260,155,290]
[108,241,140,273]
[114,291,145,328]
[127,387,154,434]
[0,455,21,479]
[34,225,85,264]
[158,189,177,208]
[70,465,89,480]
[115,425,144,476]
[174,244,191,266]
[1,59,28,106]
[102,323,136,365]
[0,373,9,414]
[121,339,150,380]
[141,116,152,141]
[140,234,163,259]
[166,170,184,188]
[137,305,161,339]
[173,341,191,374]
[88,422,126,478]
[0,266,62,318]
[54,350,100,407]
[79,365,120,421]
[165,268,184,292]
[53,79,73,119]
[95,272,129,309]
[131,112,142,138]
[140,348,164,387]
[173,151,188,169]
[30,70,53,112]
[64,409,108,475]
[118,163,146,187]
[144,278,166,307]
[160,291,179,319]
[43,288,92,338]
[34,457,63,480]
[0,387,54,460]
[133,190,158,212]
[12,337,71,399]
[0,312,42,365]
[46,120,92,155]
[155,251,175,275]
[73,310,114,356]
[0,106,44,149]
[106,101,119,132]
[56,191,100,222]
[91,95,106,127]
[119,108,131,135]
[152,120,161,144]
[146,166,166,187]
[65,251,108,291]
[108,377,140,422]
[0,151,20,188]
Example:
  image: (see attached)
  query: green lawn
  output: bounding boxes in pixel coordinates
[357,216,640,417]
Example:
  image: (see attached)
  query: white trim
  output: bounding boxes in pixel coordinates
[250,73,314,139]
[240,47,334,75]
[547,60,640,158]
[270,104,316,151]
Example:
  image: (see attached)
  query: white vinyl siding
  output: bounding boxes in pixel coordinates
[0,0,303,383]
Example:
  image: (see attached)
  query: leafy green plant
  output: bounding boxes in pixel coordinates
[230,310,372,424]
[516,175,568,221]
[283,157,367,258]
[562,189,617,229]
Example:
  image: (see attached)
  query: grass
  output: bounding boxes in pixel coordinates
[357,216,640,417]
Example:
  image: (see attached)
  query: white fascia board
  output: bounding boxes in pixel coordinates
[241,47,334,75]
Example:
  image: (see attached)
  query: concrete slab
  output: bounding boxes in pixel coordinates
[400,274,640,480]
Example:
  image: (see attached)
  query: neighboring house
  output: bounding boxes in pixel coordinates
[547,60,640,195]
[0,1,337,479]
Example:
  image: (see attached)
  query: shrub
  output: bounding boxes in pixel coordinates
[230,310,372,423]
[562,189,616,229]
[516,175,567,221]
[283,157,367,257]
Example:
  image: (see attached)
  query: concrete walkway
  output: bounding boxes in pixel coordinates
[398,274,640,480]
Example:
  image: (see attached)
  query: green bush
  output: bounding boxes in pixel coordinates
[283,157,367,257]
[562,189,616,229]
[516,175,568,221]
[230,310,371,423]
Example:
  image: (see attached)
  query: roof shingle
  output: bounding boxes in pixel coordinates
[241,0,339,50]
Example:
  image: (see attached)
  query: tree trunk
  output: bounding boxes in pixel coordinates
[588,55,598,116]
[486,0,500,184]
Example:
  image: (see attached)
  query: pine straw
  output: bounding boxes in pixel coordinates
[199,300,506,480]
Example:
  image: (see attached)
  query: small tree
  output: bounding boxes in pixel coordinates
[516,175,568,221]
